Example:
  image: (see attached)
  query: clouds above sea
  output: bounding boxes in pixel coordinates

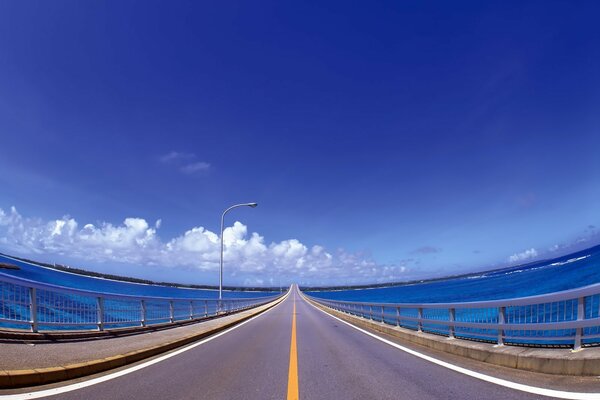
[508,248,538,263]
[0,206,407,286]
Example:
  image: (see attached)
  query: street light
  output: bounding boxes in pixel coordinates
[219,202,258,300]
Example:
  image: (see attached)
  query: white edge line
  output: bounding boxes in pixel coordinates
[301,293,600,400]
[0,290,291,400]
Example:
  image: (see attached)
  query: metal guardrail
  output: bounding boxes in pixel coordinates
[305,284,600,349]
[0,272,282,332]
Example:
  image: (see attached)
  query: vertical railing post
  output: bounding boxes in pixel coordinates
[29,287,38,333]
[189,300,194,320]
[141,300,147,327]
[381,305,385,323]
[169,300,174,323]
[204,300,208,317]
[396,307,400,327]
[448,308,455,339]
[417,308,423,332]
[574,297,585,350]
[497,306,506,346]
[369,305,373,320]
[97,297,104,331]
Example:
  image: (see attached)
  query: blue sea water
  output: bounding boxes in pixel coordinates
[307,244,600,304]
[0,254,275,299]
[2,244,600,304]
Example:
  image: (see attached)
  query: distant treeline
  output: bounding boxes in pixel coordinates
[0,252,278,292]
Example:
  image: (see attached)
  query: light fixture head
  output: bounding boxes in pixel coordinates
[247,203,258,208]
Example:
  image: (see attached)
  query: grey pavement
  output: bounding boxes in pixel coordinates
[0,301,278,371]
[3,286,600,399]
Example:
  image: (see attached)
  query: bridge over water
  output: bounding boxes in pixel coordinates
[2,283,600,399]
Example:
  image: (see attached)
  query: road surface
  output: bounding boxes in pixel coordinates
[5,285,596,399]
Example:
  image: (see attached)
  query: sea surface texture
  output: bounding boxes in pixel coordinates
[307,245,600,303]
[0,254,274,299]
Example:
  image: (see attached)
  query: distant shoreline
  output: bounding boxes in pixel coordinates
[2,243,598,292]
[301,260,555,292]
[0,253,278,292]
[0,262,20,270]
[302,244,600,291]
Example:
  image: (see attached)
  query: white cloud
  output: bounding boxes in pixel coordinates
[0,206,407,285]
[180,161,210,174]
[159,151,211,175]
[508,248,538,263]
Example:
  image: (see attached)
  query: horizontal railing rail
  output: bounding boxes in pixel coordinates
[304,283,600,349]
[0,272,282,332]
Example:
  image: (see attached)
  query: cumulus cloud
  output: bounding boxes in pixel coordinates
[0,206,407,286]
[508,248,538,263]
[159,151,211,175]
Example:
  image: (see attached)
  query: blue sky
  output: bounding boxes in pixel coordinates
[0,1,599,286]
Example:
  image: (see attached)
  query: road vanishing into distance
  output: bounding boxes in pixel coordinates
[5,286,600,400]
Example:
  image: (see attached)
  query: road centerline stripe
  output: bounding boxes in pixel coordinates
[287,288,299,400]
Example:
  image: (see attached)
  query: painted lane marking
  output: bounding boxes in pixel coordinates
[287,288,299,400]
[302,294,600,400]
[0,291,291,400]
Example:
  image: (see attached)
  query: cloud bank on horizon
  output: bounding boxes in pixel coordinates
[508,248,538,263]
[1,206,597,286]
[0,206,407,286]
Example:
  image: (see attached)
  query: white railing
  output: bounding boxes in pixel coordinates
[0,272,282,332]
[305,283,600,349]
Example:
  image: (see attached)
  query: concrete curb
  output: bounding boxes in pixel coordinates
[305,296,600,376]
[0,295,286,389]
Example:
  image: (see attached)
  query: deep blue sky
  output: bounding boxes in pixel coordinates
[0,1,599,285]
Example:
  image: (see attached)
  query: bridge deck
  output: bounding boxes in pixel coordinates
[3,286,600,399]
[0,300,277,372]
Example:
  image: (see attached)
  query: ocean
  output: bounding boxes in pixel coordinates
[0,254,275,299]
[2,244,600,304]
[307,244,600,303]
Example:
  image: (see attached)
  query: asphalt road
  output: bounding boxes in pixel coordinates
[9,286,580,399]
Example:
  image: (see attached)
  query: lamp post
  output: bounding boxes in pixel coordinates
[219,202,258,300]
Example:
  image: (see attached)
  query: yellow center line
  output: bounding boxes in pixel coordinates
[287,287,299,400]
